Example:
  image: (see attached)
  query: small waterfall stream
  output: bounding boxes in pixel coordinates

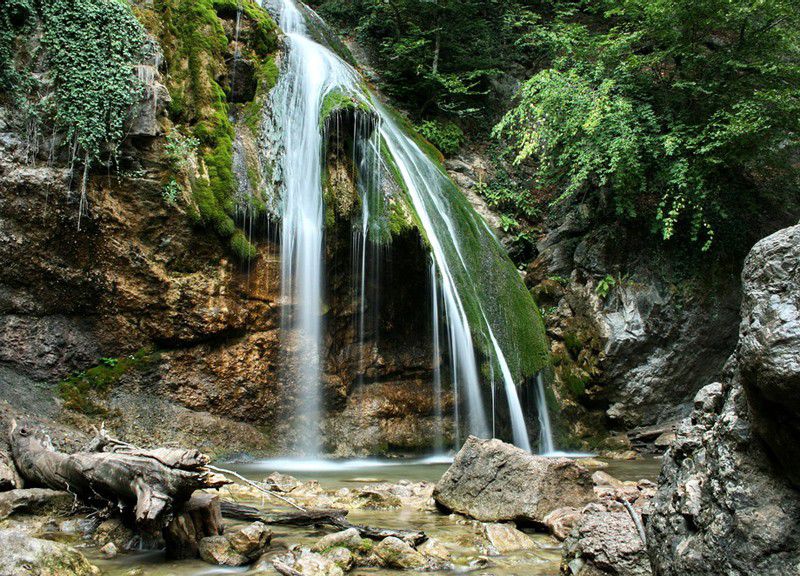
[267,0,551,455]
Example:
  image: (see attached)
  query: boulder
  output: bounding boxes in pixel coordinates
[543,507,581,541]
[562,503,651,576]
[647,224,800,576]
[482,523,536,554]
[0,529,100,576]
[433,436,594,523]
[0,488,73,520]
[199,521,271,566]
[373,536,428,570]
[736,224,800,485]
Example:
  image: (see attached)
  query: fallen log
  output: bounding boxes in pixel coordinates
[219,500,426,545]
[8,420,229,528]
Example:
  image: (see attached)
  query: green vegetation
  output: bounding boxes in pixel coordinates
[415,119,464,156]
[313,0,800,253]
[58,349,158,415]
[494,0,800,251]
[139,0,278,260]
[1,0,150,176]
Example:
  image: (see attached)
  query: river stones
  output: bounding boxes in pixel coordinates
[433,436,595,523]
[0,529,100,576]
[482,523,537,554]
[199,521,271,566]
[312,528,364,553]
[372,536,428,570]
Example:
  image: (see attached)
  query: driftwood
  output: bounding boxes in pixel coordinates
[8,421,229,528]
[220,500,426,545]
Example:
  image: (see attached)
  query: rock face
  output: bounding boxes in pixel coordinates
[563,502,651,576]
[646,224,800,576]
[0,529,100,576]
[736,224,800,485]
[527,202,741,440]
[433,436,594,523]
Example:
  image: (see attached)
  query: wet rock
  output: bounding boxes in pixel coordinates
[434,436,594,523]
[482,523,536,554]
[737,224,800,485]
[647,225,800,576]
[199,521,271,566]
[93,518,137,551]
[290,549,345,576]
[373,536,428,570]
[100,542,118,559]
[128,63,170,136]
[322,547,354,571]
[543,507,581,541]
[417,537,451,563]
[562,502,651,576]
[312,528,363,553]
[0,529,100,575]
[0,488,73,520]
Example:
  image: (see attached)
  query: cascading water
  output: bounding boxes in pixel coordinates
[267,0,550,455]
[269,0,365,456]
[536,373,556,454]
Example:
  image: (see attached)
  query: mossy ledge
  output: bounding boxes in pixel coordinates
[135,0,278,261]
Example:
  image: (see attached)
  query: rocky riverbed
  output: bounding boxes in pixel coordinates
[0,450,660,576]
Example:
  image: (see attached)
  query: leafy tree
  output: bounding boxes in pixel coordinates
[496,0,800,250]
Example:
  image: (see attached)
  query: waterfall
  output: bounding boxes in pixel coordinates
[267,0,548,455]
[269,0,364,456]
[536,373,555,454]
[431,260,444,454]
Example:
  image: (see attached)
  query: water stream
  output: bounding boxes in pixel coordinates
[268,0,551,455]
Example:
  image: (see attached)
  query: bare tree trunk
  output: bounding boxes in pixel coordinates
[8,421,228,528]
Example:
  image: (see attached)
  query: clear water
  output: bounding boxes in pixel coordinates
[90,457,662,576]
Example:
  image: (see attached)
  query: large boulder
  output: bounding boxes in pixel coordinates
[646,224,800,576]
[563,502,651,576]
[433,436,594,524]
[0,529,100,575]
[736,224,800,485]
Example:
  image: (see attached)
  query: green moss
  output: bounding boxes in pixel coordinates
[230,229,257,260]
[243,55,279,135]
[211,0,278,56]
[319,89,371,128]
[58,349,158,415]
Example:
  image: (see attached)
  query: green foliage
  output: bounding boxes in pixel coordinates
[0,0,34,95]
[415,119,464,156]
[162,179,182,205]
[495,0,800,251]
[595,274,616,299]
[58,349,157,415]
[164,131,199,169]
[2,0,150,167]
[312,0,523,118]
